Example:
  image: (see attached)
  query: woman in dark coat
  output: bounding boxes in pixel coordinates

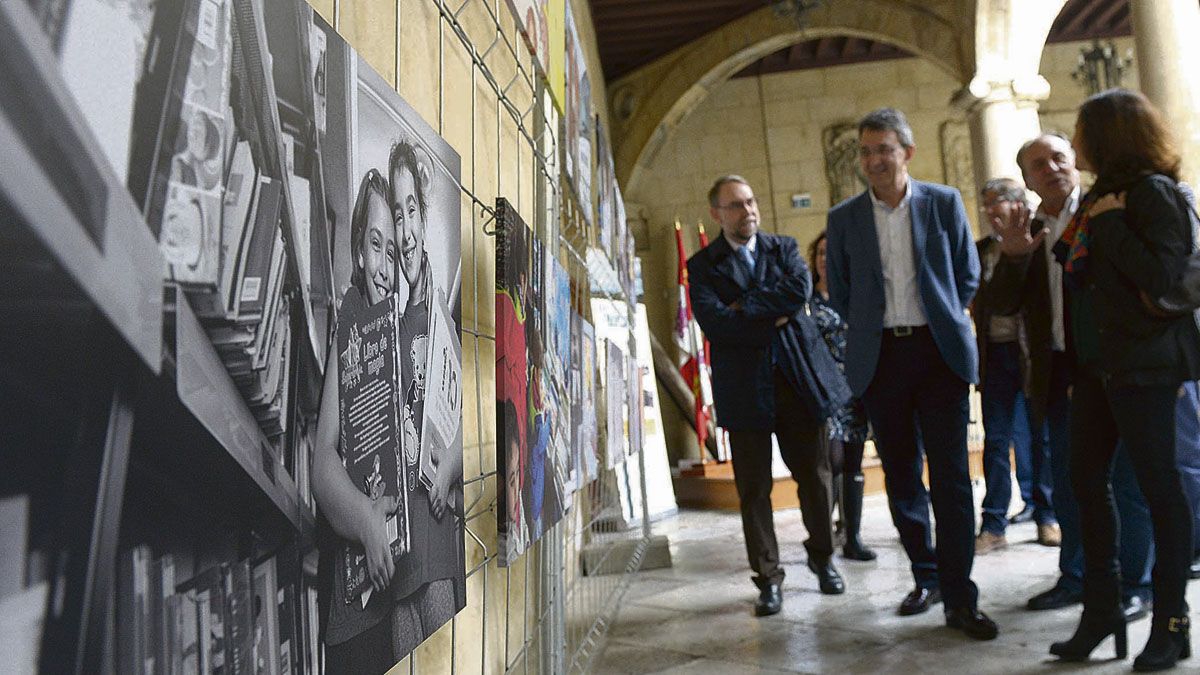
[808,231,875,561]
[1050,88,1199,671]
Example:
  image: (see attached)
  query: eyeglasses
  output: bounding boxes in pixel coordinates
[716,197,756,212]
[858,144,903,159]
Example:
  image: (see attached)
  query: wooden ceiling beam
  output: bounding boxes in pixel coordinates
[1091,0,1128,30]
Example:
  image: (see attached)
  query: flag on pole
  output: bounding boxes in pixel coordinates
[696,222,727,460]
[674,221,717,458]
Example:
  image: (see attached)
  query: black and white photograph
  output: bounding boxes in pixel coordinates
[311,33,465,671]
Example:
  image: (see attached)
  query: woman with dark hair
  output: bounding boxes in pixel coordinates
[807,230,876,561]
[1050,88,1198,671]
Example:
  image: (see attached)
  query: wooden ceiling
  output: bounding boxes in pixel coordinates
[589,0,765,81]
[733,36,911,78]
[589,0,1136,83]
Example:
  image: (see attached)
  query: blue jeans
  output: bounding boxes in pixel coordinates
[1176,381,1200,555]
[1011,394,1053,510]
[980,342,1055,534]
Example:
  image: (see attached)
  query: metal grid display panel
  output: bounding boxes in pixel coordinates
[327,1,650,672]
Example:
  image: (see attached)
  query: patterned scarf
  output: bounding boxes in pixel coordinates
[1057,190,1100,280]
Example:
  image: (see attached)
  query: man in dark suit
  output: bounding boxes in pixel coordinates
[688,175,846,616]
[825,108,997,640]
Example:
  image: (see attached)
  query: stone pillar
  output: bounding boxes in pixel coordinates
[954,76,1048,193]
[1131,0,1200,186]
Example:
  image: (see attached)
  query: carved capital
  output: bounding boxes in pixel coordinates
[952,74,1050,113]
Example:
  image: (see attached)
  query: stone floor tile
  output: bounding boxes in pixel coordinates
[594,498,1200,674]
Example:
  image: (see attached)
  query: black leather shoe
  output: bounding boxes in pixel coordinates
[1123,595,1152,622]
[946,606,999,640]
[1008,504,1035,524]
[754,583,783,616]
[1027,585,1083,611]
[807,557,846,595]
[898,586,942,616]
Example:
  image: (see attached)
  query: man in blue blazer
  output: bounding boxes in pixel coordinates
[825,108,997,640]
[689,175,849,616]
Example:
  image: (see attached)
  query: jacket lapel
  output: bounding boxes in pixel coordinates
[708,234,752,290]
[910,180,931,259]
[753,234,774,286]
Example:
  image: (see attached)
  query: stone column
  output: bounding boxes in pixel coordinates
[1131,0,1200,186]
[953,76,1049,194]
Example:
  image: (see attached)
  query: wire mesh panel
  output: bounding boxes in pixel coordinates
[324,1,652,672]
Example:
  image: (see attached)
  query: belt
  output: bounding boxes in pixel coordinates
[884,325,927,338]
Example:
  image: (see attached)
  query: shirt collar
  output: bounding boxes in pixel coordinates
[1036,185,1082,222]
[868,180,913,213]
[727,232,757,254]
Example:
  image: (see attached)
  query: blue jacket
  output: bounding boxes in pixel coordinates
[825,180,980,396]
[687,231,851,431]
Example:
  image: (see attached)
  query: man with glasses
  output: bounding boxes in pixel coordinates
[970,178,1057,557]
[826,108,997,640]
[688,175,847,616]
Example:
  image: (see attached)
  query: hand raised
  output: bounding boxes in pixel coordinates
[993,201,1048,257]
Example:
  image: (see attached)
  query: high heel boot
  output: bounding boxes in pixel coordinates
[1049,610,1128,661]
[842,473,877,561]
[1133,615,1190,671]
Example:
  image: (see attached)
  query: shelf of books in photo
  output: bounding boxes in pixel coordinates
[1,0,336,672]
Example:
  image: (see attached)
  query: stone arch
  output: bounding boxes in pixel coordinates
[612,1,969,199]
[970,0,1069,86]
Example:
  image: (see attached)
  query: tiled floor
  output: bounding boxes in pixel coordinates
[592,487,1200,674]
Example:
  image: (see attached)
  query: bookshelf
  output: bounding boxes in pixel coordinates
[0,0,329,672]
[0,0,163,373]
[172,290,314,535]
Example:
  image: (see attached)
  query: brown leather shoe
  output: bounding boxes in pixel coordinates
[975,531,1007,554]
[1038,523,1062,547]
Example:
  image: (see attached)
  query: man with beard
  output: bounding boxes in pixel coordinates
[688,175,846,617]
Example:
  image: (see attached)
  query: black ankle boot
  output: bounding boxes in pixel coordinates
[1049,610,1127,661]
[842,473,877,561]
[1134,615,1191,671]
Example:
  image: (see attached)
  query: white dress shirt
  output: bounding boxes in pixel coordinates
[728,233,758,256]
[870,182,927,328]
[1036,186,1079,352]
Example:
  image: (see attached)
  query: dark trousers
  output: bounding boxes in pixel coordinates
[861,327,978,611]
[729,370,834,590]
[1105,380,1200,601]
[1069,371,1194,619]
[1049,352,1156,600]
[829,438,866,476]
[980,342,1055,534]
